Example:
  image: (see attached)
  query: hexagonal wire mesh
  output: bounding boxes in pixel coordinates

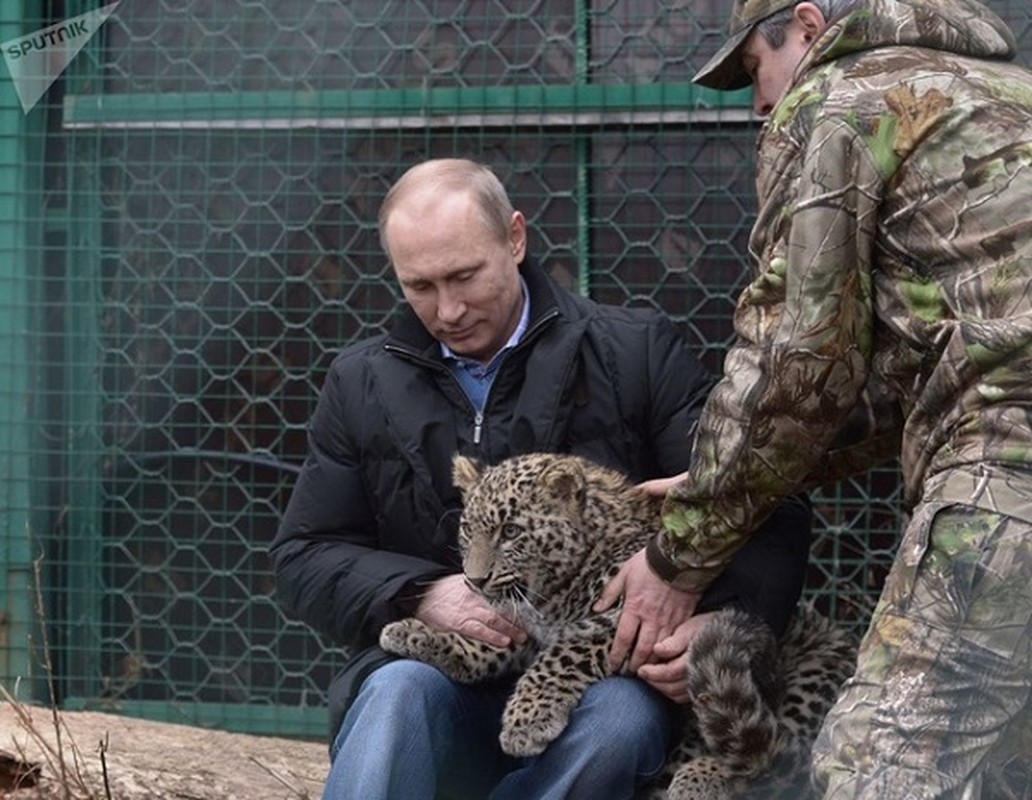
[8,0,1031,738]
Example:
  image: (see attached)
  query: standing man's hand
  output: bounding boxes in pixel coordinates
[415,573,527,648]
[637,471,688,497]
[593,547,701,673]
[636,612,718,703]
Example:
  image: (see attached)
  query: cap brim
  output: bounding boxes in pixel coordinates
[692,25,754,90]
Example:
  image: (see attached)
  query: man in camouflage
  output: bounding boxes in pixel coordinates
[595,0,1032,796]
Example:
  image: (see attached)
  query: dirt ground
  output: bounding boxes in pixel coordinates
[0,702,328,799]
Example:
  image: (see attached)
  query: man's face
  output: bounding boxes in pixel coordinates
[385,188,526,364]
[742,9,818,117]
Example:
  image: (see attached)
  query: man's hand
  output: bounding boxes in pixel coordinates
[415,574,527,647]
[593,547,701,673]
[636,612,718,703]
[636,471,688,497]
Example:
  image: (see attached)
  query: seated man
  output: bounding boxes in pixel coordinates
[270,158,813,800]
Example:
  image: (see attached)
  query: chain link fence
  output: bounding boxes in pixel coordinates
[1,0,1029,739]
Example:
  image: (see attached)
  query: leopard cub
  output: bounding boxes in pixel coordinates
[380,453,856,798]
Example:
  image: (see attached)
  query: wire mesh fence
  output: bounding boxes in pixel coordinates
[2,0,1030,739]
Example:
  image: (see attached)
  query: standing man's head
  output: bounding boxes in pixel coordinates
[378,159,527,364]
[694,0,856,116]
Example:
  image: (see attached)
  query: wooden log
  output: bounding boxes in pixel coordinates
[0,702,327,799]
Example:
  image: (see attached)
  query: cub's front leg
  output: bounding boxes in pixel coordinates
[379,618,527,683]
[499,617,613,757]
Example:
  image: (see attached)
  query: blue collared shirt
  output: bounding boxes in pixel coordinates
[441,278,530,412]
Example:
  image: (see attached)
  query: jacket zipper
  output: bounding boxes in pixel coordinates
[384,308,560,448]
[383,343,487,444]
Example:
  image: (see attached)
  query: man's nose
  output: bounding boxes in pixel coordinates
[437,289,466,323]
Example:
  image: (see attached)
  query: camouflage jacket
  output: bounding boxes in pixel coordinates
[651,0,1032,591]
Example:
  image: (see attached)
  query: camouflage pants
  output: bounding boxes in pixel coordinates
[812,503,1032,799]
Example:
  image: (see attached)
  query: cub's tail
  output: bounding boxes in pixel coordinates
[760,604,859,793]
[666,606,858,800]
[686,608,784,778]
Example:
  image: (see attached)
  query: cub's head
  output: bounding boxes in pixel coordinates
[452,452,594,615]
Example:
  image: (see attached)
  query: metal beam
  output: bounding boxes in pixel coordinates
[63,83,755,130]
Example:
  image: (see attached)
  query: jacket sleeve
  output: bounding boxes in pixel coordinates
[641,313,713,475]
[268,361,451,649]
[642,310,814,636]
[650,116,887,592]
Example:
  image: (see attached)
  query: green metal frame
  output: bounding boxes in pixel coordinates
[62,83,752,129]
[46,0,110,710]
[42,1,757,738]
[61,697,327,738]
[0,1,43,698]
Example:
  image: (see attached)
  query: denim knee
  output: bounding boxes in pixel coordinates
[569,676,678,772]
[358,659,457,704]
[330,659,458,758]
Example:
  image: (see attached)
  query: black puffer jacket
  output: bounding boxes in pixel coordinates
[270,259,812,740]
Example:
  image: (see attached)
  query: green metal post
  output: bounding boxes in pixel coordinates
[574,0,591,297]
[0,2,42,694]
[58,0,108,703]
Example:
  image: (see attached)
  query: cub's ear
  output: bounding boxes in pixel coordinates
[452,453,484,495]
[541,456,587,513]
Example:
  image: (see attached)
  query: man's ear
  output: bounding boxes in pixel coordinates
[509,211,527,262]
[794,2,827,42]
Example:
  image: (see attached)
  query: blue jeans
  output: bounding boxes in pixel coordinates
[322,659,678,800]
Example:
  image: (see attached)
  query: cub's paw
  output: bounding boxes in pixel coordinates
[499,703,571,757]
[379,618,435,659]
[666,755,734,800]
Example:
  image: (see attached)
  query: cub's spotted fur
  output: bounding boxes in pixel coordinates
[380,453,857,798]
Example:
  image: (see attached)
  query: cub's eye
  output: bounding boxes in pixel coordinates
[499,522,522,540]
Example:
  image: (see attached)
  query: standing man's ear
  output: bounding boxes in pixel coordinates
[794,2,828,42]
[509,211,527,263]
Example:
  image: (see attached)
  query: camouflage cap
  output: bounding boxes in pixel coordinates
[693,0,800,90]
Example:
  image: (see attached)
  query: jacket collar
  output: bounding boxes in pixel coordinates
[799,0,1014,82]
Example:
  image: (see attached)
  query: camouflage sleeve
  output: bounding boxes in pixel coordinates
[805,371,903,483]
[651,116,888,592]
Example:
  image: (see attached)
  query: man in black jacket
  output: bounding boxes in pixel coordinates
[270,158,812,800]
